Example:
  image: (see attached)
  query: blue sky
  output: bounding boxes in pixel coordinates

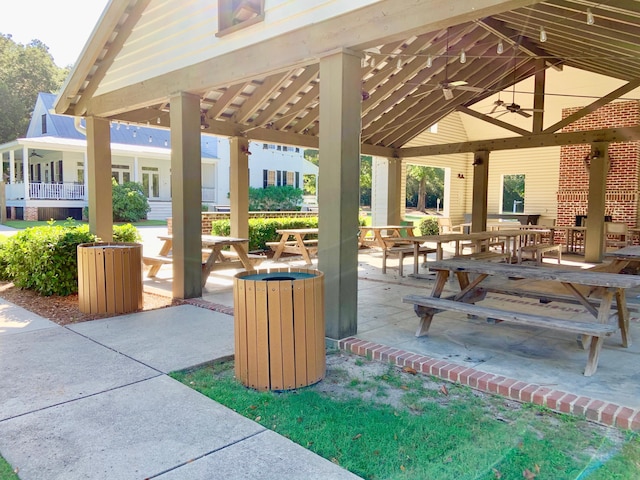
[0,0,110,67]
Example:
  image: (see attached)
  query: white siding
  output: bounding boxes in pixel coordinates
[97,0,379,95]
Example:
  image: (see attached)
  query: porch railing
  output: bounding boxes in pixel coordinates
[23,182,86,200]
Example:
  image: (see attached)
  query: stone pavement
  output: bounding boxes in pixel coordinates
[0,302,360,479]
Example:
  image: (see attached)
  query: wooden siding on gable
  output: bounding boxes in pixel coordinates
[97,0,379,96]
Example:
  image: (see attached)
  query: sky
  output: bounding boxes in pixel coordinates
[0,0,110,67]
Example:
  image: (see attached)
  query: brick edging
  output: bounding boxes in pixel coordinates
[338,337,640,431]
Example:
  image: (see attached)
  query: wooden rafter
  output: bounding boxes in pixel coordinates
[456,106,530,136]
[232,71,291,124]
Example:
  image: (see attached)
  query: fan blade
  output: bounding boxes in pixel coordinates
[493,111,509,120]
[455,85,485,93]
[448,80,468,87]
[489,104,501,114]
[516,110,532,118]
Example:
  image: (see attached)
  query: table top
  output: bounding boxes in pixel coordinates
[158,234,249,245]
[409,229,550,243]
[606,245,640,259]
[359,225,414,230]
[276,228,319,235]
[428,258,640,288]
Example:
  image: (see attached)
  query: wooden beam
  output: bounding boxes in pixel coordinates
[456,106,530,136]
[399,126,640,157]
[207,83,249,120]
[73,0,152,116]
[232,72,291,124]
[532,59,545,133]
[542,79,640,134]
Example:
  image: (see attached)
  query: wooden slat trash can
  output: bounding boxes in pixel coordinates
[77,242,143,314]
[234,268,325,391]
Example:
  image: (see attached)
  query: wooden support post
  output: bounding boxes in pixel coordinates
[471,150,490,233]
[585,142,608,263]
[86,117,113,241]
[230,137,249,239]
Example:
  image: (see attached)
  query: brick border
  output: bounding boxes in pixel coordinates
[183,299,640,431]
[338,337,640,431]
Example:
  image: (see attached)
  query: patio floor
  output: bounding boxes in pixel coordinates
[138,227,640,429]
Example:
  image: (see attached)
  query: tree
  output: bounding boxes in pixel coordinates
[112,180,151,222]
[0,34,67,143]
[359,155,372,206]
[406,165,444,212]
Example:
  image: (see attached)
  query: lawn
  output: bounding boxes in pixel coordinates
[0,456,18,480]
[172,352,640,480]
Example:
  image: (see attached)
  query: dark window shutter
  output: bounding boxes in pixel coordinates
[277,171,282,186]
[263,169,268,188]
[295,171,300,188]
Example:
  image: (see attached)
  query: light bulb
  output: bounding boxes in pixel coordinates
[132,130,136,138]
[587,8,595,25]
[539,26,547,43]
[396,57,402,69]
[164,140,168,147]
[370,56,376,68]
[426,54,432,68]
[157,117,161,124]
[497,40,504,55]
[460,49,466,64]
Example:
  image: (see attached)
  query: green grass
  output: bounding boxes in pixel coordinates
[0,455,19,480]
[172,356,639,480]
[3,219,166,229]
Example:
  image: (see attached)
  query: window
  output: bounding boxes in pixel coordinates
[111,164,131,185]
[287,171,295,186]
[267,170,275,187]
[217,0,264,37]
[502,174,525,213]
[41,114,47,134]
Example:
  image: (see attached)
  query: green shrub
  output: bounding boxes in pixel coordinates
[210,217,319,251]
[0,221,140,296]
[112,179,150,222]
[419,216,440,236]
[249,186,303,211]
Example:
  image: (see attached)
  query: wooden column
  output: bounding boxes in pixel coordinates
[471,150,490,233]
[532,59,545,134]
[318,49,361,340]
[22,146,29,200]
[170,92,202,299]
[86,117,113,241]
[585,142,609,263]
[372,156,402,225]
[229,137,249,239]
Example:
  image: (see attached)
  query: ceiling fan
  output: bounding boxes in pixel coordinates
[29,150,43,158]
[488,57,543,119]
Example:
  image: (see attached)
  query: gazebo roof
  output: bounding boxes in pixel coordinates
[55,0,640,155]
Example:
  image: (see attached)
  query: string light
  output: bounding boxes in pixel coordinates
[497,40,504,54]
[539,26,547,42]
[132,130,137,138]
[587,8,595,25]
[157,117,161,124]
[148,135,152,143]
[426,54,432,68]
[460,48,466,64]
[396,57,402,69]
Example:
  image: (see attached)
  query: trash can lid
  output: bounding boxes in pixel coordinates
[242,272,316,281]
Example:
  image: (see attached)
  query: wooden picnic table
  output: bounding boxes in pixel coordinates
[358,225,415,249]
[142,234,263,287]
[267,228,319,265]
[402,258,639,376]
[604,245,640,274]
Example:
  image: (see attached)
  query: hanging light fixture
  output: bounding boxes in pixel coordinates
[132,130,137,138]
[157,117,161,124]
[396,57,402,69]
[426,54,432,68]
[148,136,152,143]
[370,56,376,68]
[497,40,504,55]
[587,8,595,25]
[539,26,547,42]
[459,48,466,64]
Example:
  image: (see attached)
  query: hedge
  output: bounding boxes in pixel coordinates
[210,217,319,251]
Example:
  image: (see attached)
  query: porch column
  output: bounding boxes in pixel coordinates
[9,150,14,184]
[229,137,249,239]
[584,142,608,263]
[22,146,29,200]
[371,157,402,225]
[170,92,202,299]
[318,49,361,340]
[86,117,113,241]
[471,150,490,233]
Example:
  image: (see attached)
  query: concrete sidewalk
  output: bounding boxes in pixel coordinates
[0,301,360,480]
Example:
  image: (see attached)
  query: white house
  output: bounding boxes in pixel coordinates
[0,93,318,220]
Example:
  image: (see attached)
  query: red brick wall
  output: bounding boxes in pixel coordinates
[557,101,640,228]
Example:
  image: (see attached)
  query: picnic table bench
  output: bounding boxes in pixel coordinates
[267,228,319,265]
[402,258,640,376]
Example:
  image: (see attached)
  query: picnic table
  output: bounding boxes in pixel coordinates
[142,234,263,287]
[358,225,415,249]
[267,228,319,265]
[402,258,640,376]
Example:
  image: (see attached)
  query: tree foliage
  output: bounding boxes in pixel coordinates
[406,165,444,212]
[0,34,68,143]
[249,186,303,211]
[112,179,151,222]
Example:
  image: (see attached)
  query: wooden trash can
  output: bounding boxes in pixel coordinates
[234,267,325,391]
[77,242,143,314]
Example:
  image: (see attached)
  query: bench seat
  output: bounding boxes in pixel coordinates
[518,243,562,265]
[455,251,510,262]
[382,245,436,276]
[402,294,617,376]
[142,255,173,266]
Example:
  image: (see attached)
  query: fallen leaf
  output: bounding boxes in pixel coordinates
[523,468,537,479]
[402,366,417,375]
[492,468,502,479]
[443,456,453,463]
[400,465,406,472]
[440,384,449,396]
[331,457,340,465]
[255,416,261,421]
[249,405,257,410]
[535,464,540,473]
[401,385,409,390]
[352,433,362,440]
